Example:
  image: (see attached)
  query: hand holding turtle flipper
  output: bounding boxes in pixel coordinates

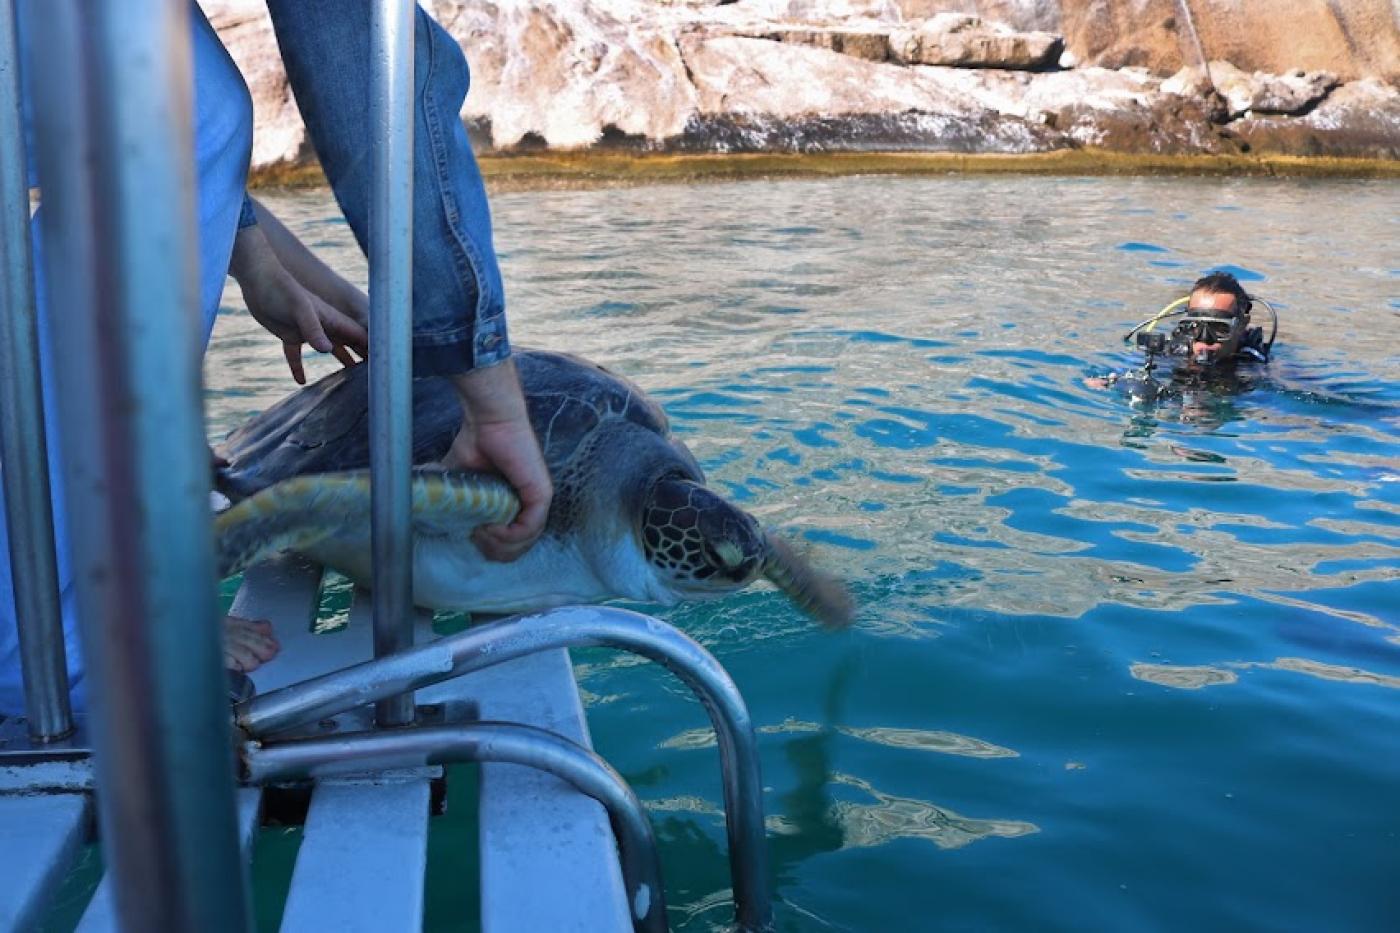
[445,361,554,563]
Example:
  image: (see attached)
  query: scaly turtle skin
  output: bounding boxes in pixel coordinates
[215,350,852,627]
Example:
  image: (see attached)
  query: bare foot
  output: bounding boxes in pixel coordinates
[224,614,279,673]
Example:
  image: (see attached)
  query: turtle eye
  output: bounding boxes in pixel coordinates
[710,539,746,570]
[702,537,759,584]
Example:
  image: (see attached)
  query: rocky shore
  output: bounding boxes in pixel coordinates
[208,0,1400,180]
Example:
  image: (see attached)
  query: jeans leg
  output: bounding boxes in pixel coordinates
[265,0,510,377]
[19,3,249,344]
[190,3,254,347]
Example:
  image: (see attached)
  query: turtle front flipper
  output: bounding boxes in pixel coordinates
[214,469,519,578]
[761,533,856,629]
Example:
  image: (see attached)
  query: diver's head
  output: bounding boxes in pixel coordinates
[1177,272,1252,365]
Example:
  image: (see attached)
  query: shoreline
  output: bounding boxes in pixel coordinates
[250,149,1400,192]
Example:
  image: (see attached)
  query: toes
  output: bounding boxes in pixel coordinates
[222,614,280,673]
[228,614,273,637]
[224,642,257,673]
[252,633,280,662]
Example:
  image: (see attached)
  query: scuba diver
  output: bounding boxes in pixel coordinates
[1086,271,1278,405]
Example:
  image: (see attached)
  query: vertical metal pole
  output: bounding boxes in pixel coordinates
[24,1,249,929]
[0,0,72,742]
[369,0,415,726]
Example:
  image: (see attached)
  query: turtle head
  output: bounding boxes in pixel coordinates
[641,478,766,596]
[640,477,855,628]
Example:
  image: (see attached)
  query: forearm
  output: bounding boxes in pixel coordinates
[450,358,528,427]
[247,196,362,308]
[228,220,279,285]
[443,357,552,560]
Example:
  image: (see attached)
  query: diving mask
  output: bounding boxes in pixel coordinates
[1175,315,1237,345]
[1170,311,1243,360]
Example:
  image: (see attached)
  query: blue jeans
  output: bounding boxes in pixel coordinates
[0,4,252,717]
[265,0,512,376]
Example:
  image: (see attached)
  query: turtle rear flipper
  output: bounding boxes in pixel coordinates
[214,469,519,578]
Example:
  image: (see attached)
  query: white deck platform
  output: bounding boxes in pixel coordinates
[0,555,631,932]
[0,792,90,932]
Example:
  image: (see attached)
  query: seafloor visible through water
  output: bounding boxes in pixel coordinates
[197,175,1398,932]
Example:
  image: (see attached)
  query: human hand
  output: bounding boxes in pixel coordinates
[230,217,369,384]
[442,361,553,562]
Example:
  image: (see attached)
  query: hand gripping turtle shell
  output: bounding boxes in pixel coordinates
[214,350,853,628]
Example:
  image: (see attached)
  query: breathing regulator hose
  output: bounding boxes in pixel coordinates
[1123,297,1190,343]
[1251,297,1279,351]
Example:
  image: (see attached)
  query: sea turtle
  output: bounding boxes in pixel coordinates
[214,350,853,627]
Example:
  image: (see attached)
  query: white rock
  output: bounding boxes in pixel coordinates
[890,12,1062,69]
[434,0,699,149]
[1166,60,1339,116]
[199,0,1389,167]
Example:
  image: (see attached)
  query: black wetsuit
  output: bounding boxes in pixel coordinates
[1236,325,1270,363]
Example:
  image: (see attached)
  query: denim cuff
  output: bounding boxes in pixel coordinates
[237,194,258,229]
[412,312,511,377]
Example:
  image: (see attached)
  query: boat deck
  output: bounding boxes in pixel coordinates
[0,556,631,932]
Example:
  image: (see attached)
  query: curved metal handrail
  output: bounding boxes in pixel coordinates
[244,721,667,933]
[235,605,773,932]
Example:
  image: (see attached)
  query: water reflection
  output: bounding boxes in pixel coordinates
[1241,657,1400,689]
[826,774,1038,851]
[662,720,1017,760]
[1131,657,1400,690]
[1129,663,1239,689]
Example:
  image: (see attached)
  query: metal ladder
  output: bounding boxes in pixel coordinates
[2,564,771,932]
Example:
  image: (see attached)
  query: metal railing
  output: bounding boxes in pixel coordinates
[20,1,248,930]
[0,0,71,743]
[368,0,417,728]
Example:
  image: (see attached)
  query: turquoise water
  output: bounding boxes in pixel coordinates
[209,175,1399,932]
